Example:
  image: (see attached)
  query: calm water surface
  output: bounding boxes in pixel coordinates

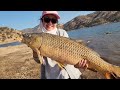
[68,22,120,65]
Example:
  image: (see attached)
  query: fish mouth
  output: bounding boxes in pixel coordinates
[16,35,24,43]
[21,34,27,43]
[13,32,24,43]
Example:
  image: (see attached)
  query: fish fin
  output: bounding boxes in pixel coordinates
[104,72,117,79]
[105,72,112,79]
[110,66,120,79]
[104,72,119,79]
[56,62,67,69]
[70,38,85,45]
[38,55,43,64]
[87,68,98,72]
[75,40,84,44]
[33,50,40,63]
[57,62,65,69]
[111,72,119,79]
[34,48,43,64]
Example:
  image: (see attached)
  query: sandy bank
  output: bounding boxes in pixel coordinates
[0,44,40,79]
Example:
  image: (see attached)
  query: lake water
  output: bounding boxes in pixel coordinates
[0,22,120,65]
[68,22,120,65]
[0,41,22,48]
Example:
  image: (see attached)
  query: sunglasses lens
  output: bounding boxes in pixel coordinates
[51,19,58,24]
[44,17,58,24]
[44,17,50,23]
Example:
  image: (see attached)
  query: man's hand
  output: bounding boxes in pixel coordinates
[74,59,88,69]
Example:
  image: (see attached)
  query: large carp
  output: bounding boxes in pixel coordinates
[17,32,120,79]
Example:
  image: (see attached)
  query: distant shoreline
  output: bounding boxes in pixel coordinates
[0,40,19,45]
[0,40,22,48]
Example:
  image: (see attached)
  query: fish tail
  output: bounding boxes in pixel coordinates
[112,65,120,79]
[105,65,120,79]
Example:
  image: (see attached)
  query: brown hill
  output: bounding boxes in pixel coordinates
[64,11,120,31]
[0,27,22,43]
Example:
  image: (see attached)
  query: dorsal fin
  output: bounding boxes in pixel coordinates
[70,38,85,45]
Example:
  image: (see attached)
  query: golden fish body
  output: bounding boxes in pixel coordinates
[21,33,120,79]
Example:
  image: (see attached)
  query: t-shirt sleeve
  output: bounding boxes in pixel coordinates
[58,29,69,38]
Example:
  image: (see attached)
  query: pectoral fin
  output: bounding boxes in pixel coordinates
[57,62,66,69]
[34,48,43,64]
[57,62,67,69]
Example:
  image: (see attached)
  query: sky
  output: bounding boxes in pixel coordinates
[0,11,95,30]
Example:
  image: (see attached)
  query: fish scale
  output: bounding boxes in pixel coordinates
[40,33,112,68]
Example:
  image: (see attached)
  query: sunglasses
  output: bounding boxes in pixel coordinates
[42,17,58,24]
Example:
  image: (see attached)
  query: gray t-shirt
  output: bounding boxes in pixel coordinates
[41,29,81,79]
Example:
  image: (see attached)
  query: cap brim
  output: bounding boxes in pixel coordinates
[42,14,60,19]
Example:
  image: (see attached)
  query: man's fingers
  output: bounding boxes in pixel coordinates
[79,60,82,67]
[82,60,87,67]
[74,59,89,68]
